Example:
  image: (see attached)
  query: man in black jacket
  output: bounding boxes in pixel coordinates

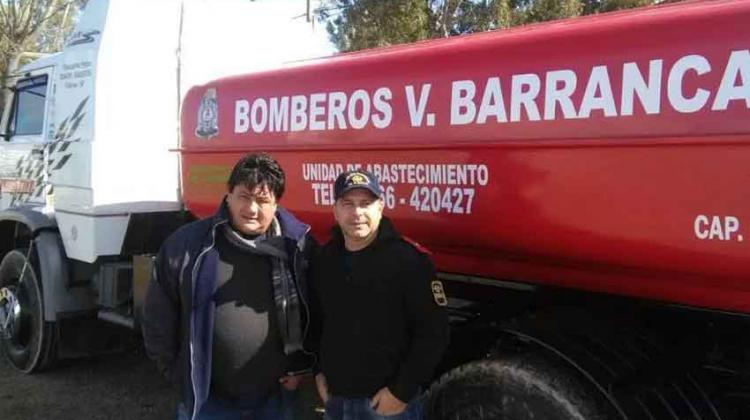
[312,170,449,420]
[142,153,315,420]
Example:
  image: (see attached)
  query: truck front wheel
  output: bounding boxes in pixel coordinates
[0,248,57,373]
[424,354,615,420]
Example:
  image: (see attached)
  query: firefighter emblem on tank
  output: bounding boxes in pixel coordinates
[196,88,219,139]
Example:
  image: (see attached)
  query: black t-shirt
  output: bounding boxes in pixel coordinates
[210,233,286,401]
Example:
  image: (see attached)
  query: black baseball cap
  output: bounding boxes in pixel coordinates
[334,170,382,201]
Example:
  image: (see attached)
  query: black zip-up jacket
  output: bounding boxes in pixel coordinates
[141,200,315,420]
[310,217,449,402]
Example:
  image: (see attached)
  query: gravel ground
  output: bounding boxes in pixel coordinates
[0,347,179,420]
[0,345,322,420]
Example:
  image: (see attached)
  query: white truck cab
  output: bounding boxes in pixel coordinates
[0,0,332,372]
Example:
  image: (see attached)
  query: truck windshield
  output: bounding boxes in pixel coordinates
[9,75,48,137]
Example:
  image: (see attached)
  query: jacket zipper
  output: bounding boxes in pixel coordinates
[189,220,224,420]
[295,226,316,361]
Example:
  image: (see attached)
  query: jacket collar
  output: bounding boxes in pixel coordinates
[210,198,231,226]
[276,207,311,243]
[330,216,400,250]
[212,196,310,244]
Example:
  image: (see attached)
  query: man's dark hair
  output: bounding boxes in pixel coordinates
[226,153,285,199]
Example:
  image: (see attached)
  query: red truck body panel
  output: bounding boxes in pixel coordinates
[180,0,750,313]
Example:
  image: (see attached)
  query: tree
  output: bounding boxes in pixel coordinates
[429,0,463,38]
[318,0,677,52]
[431,0,502,36]
[511,0,582,25]
[583,0,654,14]
[319,0,429,52]
[32,0,84,53]
[0,0,84,113]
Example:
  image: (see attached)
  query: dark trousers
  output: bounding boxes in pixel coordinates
[324,395,422,420]
[177,390,295,420]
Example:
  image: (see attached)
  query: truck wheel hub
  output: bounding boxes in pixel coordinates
[0,287,22,341]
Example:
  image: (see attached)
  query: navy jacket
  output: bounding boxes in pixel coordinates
[142,200,315,420]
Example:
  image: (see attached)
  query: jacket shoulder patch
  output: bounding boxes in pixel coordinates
[431,280,448,306]
[402,236,431,255]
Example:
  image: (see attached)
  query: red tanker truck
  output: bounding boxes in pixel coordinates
[180,1,749,419]
[0,0,747,419]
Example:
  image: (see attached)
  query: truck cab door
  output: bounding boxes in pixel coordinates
[0,70,51,209]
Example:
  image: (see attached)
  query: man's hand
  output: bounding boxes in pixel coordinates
[315,373,330,403]
[370,387,406,416]
[279,374,303,391]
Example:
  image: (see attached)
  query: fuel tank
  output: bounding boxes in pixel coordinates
[180,0,750,313]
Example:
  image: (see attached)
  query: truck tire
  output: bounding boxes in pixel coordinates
[0,248,57,373]
[424,354,614,420]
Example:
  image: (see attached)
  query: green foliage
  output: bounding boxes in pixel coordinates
[318,0,674,52]
[446,0,501,35]
[495,0,512,29]
[321,0,429,52]
[512,0,582,25]
[584,0,654,14]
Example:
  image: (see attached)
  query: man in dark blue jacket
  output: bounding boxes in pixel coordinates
[142,153,315,420]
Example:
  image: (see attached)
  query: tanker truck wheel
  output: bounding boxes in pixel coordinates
[0,248,57,373]
[424,354,614,420]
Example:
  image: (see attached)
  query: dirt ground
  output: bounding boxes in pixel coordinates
[0,347,179,420]
[0,345,323,420]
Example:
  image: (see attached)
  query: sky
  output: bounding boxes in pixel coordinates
[180,0,336,86]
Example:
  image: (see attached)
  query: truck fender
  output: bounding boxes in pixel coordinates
[0,208,96,321]
[0,206,56,232]
[34,230,96,321]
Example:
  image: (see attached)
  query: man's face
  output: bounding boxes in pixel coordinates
[334,189,384,246]
[226,184,277,236]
